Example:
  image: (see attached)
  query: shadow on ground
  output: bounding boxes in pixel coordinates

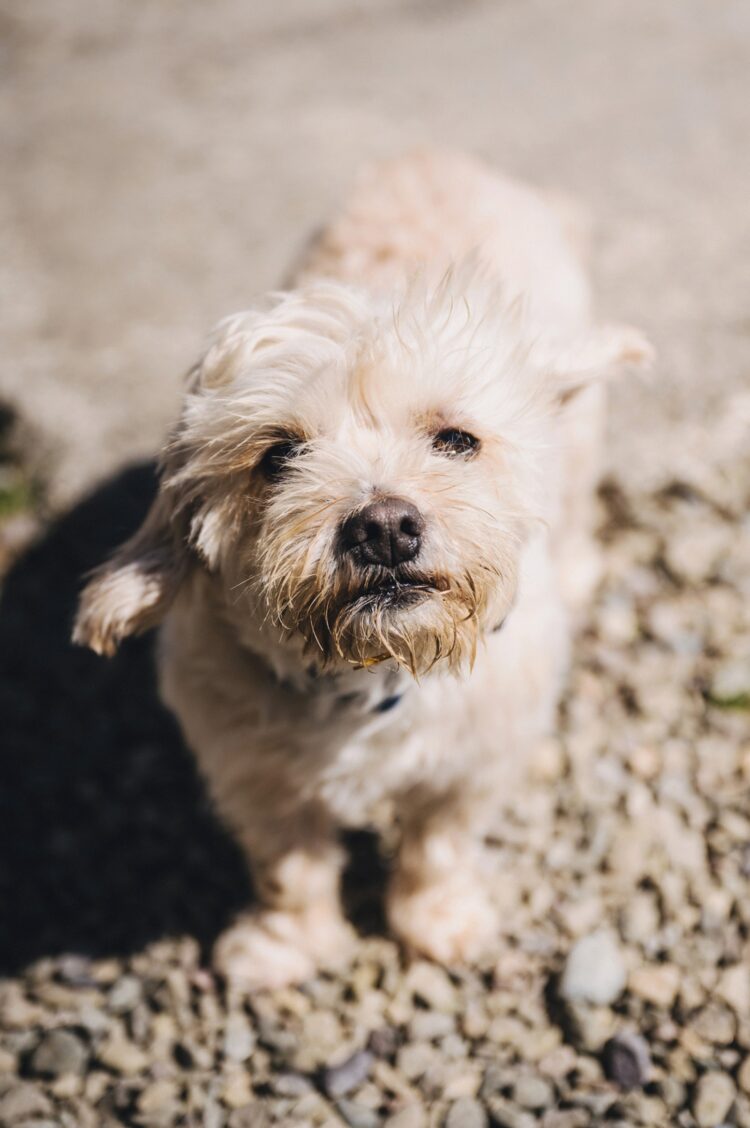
[0,463,387,976]
[0,463,252,975]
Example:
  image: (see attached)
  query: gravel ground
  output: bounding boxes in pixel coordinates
[1,392,749,1127]
[2,1,750,1125]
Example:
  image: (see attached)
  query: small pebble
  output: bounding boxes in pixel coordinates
[408,1011,455,1041]
[559,931,626,1006]
[602,1031,652,1089]
[512,1074,554,1110]
[322,1049,374,1098]
[336,1098,382,1128]
[692,1071,736,1127]
[406,963,457,1012]
[30,1029,89,1077]
[221,1070,254,1109]
[223,1011,256,1062]
[137,1079,180,1112]
[368,1026,401,1059]
[96,1032,149,1075]
[56,954,97,988]
[397,1041,438,1081]
[444,1097,488,1128]
[692,1004,736,1046]
[108,975,142,1013]
[272,1070,315,1097]
[708,658,750,706]
[628,963,681,1008]
[716,965,750,1015]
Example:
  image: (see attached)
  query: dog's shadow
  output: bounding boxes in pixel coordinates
[0,462,386,977]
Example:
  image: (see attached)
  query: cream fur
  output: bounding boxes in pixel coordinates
[74,148,651,988]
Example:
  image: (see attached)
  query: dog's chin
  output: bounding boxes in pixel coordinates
[319,574,480,675]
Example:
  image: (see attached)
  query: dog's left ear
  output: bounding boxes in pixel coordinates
[72,484,190,657]
[534,324,654,406]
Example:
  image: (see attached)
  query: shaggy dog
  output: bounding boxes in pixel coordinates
[74,149,650,989]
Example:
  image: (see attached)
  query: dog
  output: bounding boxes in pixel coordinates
[74,149,651,990]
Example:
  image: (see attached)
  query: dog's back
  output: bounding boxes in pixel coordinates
[297,147,591,330]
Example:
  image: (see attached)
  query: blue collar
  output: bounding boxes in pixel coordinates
[372,693,403,714]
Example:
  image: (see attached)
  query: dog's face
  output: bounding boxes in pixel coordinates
[74,270,649,675]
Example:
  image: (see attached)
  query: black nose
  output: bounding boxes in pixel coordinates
[340,497,424,569]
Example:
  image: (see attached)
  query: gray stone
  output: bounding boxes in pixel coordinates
[602,1032,652,1090]
[322,1049,374,1098]
[30,1029,88,1077]
[56,954,96,988]
[368,1027,400,1059]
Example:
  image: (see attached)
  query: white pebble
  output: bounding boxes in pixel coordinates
[559,930,626,1006]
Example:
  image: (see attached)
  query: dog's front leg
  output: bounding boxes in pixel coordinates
[387,788,499,965]
[213,801,355,991]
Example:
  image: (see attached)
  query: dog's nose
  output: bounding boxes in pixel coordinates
[340,497,424,568]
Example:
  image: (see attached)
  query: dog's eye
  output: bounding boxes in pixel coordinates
[432,428,481,458]
[258,439,302,480]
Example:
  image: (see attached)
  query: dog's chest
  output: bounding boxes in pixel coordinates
[300,667,476,824]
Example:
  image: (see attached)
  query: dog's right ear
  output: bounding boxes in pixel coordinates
[72,485,190,657]
[531,323,654,407]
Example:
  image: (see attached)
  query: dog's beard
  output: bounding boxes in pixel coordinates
[329,569,464,674]
[260,554,513,677]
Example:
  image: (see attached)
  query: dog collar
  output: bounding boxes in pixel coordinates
[372,693,403,714]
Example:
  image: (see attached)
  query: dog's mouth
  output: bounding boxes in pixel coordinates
[301,566,485,674]
[347,572,442,612]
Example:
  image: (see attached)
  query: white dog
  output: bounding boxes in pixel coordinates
[74,149,650,990]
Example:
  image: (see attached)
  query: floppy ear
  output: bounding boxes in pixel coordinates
[72,485,190,656]
[533,323,654,406]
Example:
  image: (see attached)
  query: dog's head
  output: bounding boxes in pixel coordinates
[74,267,650,675]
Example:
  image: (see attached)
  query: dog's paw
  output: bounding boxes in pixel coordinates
[387,876,498,965]
[213,907,355,992]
